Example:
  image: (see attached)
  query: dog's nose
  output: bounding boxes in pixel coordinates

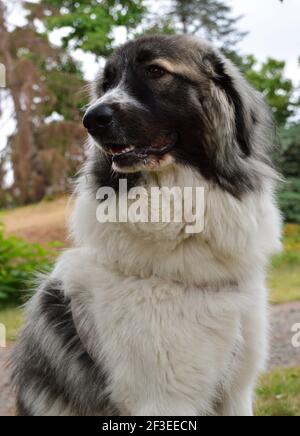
[83,104,113,131]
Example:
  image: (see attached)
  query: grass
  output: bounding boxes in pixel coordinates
[0,307,24,343]
[269,262,300,304]
[256,367,300,416]
[268,224,300,304]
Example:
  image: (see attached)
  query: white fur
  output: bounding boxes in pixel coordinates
[90,81,146,112]
[51,164,282,416]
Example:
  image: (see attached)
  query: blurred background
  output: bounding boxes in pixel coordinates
[0,0,300,416]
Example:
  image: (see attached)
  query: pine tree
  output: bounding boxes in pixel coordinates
[166,0,246,50]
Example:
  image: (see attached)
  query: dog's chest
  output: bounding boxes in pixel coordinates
[89,270,242,414]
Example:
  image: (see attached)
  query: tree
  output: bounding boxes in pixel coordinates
[0,1,87,206]
[274,124,300,224]
[39,0,246,55]
[240,56,296,127]
[0,1,40,204]
[38,0,147,56]
[277,124,300,178]
[163,0,246,50]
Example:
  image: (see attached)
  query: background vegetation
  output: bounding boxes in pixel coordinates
[0,224,57,305]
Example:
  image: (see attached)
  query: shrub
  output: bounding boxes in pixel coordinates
[278,178,300,225]
[0,225,55,306]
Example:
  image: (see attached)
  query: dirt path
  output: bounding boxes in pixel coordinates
[269,302,300,369]
[0,302,299,416]
[1,197,70,244]
[0,347,15,416]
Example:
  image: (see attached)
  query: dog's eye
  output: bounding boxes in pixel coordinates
[146,65,167,79]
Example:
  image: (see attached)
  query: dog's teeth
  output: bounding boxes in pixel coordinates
[112,145,135,155]
[122,146,135,154]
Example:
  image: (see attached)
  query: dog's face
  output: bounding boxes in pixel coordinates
[83,35,270,196]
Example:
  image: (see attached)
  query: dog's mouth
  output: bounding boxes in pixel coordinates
[102,132,178,172]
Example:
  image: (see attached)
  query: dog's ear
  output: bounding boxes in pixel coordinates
[203,53,254,157]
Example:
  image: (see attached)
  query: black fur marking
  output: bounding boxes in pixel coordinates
[12,279,119,416]
[90,149,142,195]
[16,399,31,417]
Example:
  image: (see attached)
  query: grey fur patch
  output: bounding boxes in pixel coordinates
[11,278,118,416]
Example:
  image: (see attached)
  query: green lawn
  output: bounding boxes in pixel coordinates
[269,224,300,304]
[256,367,300,416]
[269,262,300,304]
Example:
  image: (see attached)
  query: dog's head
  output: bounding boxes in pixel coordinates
[83,35,274,196]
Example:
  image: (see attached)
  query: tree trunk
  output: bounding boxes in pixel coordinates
[0,1,44,204]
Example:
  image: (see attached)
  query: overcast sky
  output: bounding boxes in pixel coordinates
[229,0,300,82]
[1,0,300,154]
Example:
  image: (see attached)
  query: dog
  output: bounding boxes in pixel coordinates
[12,35,282,416]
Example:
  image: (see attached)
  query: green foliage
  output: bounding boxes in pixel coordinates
[39,0,245,55]
[256,367,300,416]
[241,56,295,126]
[278,178,300,225]
[0,225,54,305]
[269,224,300,304]
[275,125,300,225]
[277,124,300,177]
[39,57,87,122]
[40,0,147,56]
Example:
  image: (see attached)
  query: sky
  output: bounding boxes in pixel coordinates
[229,0,300,82]
[1,0,300,156]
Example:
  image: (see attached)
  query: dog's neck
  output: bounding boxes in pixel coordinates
[70,163,281,287]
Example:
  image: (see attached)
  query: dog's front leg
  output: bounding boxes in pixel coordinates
[219,295,268,417]
[219,389,254,417]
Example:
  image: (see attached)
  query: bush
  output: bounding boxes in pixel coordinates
[277,125,300,178]
[278,178,300,225]
[0,225,55,306]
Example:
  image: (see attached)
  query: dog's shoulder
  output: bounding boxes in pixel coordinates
[11,276,118,416]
